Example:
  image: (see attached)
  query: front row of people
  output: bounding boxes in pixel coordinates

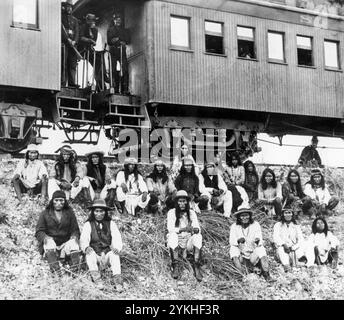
[35,188,340,288]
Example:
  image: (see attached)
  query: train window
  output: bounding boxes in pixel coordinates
[205,21,224,55]
[324,40,340,70]
[12,0,38,29]
[237,26,256,59]
[170,16,190,49]
[297,36,313,66]
[268,31,285,63]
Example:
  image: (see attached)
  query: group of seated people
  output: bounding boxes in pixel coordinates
[11,143,341,287]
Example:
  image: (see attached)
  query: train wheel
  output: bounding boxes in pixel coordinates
[0,128,34,154]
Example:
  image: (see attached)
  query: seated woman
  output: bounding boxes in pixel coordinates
[282,169,306,215]
[273,208,306,272]
[80,199,123,291]
[146,160,176,214]
[35,190,81,275]
[115,157,149,216]
[167,190,203,281]
[303,169,339,218]
[305,217,339,269]
[84,147,117,206]
[223,152,245,187]
[12,144,48,203]
[229,207,272,281]
[198,161,231,215]
[174,158,200,213]
[243,160,259,201]
[258,168,282,219]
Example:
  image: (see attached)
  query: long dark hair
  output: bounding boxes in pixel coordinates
[123,163,140,181]
[227,152,242,167]
[46,197,71,211]
[175,160,199,190]
[307,173,325,190]
[174,197,191,228]
[24,150,39,168]
[281,210,297,225]
[260,168,277,190]
[86,153,106,185]
[201,166,219,185]
[148,164,168,184]
[286,169,305,198]
[244,160,258,180]
[87,208,111,222]
[312,217,328,236]
[55,152,77,181]
[236,213,254,226]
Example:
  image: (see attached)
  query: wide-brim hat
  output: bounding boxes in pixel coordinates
[88,199,111,210]
[85,13,99,22]
[85,146,105,157]
[205,161,216,168]
[233,207,253,217]
[62,0,73,7]
[124,157,138,165]
[182,157,194,165]
[26,144,39,152]
[175,190,190,201]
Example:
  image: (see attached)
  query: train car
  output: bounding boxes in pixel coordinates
[2,0,344,158]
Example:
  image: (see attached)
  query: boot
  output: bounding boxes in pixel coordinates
[193,248,203,282]
[105,188,117,208]
[260,256,274,282]
[112,274,124,292]
[12,177,23,202]
[170,248,180,279]
[262,271,273,282]
[45,250,61,275]
[69,250,82,273]
[330,249,339,269]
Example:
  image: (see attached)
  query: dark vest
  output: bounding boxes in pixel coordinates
[90,220,112,255]
[203,175,219,190]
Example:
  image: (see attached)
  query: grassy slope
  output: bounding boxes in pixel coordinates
[1,160,344,300]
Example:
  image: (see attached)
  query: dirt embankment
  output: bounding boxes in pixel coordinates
[1,160,344,300]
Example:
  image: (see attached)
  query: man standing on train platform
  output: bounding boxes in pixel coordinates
[61,0,80,87]
[298,136,322,168]
[78,13,105,90]
[107,12,130,94]
[12,144,48,204]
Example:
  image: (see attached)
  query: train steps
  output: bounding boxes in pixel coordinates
[104,94,150,129]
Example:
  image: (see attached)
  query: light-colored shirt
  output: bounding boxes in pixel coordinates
[224,165,245,185]
[258,182,282,201]
[115,171,148,195]
[273,222,304,251]
[146,176,176,201]
[80,220,123,253]
[167,208,200,234]
[229,221,263,258]
[304,183,331,205]
[307,232,339,263]
[14,159,48,188]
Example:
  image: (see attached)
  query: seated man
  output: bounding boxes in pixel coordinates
[115,158,149,215]
[229,208,272,281]
[146,160,176,214]
[167,190,203,282]
[198,161,232,215]
[48,145,93,204]
[174,158,201,213]
[305,217,339,269]
[80,199,123,291]
[84,147,117,206]
[12,144,48,203]
[35,190,81,275]
[273,208,306,272]
[303,168,339,218]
